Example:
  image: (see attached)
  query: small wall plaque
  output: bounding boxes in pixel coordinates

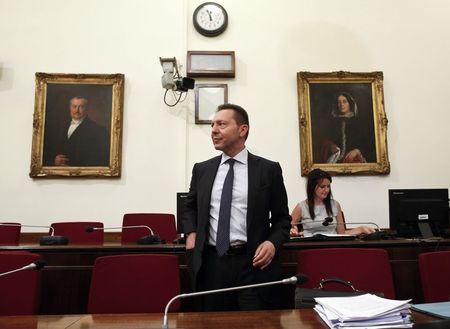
[187,51,235,78]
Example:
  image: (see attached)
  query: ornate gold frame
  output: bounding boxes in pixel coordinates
[30,73,124,178]
[297,71,390,176]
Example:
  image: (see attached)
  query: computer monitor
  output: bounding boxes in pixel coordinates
[389,188,449,238]
[176,192,189,234]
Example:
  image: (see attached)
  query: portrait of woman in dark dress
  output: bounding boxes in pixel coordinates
[318,92,375,163]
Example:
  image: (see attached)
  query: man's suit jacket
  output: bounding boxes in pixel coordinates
[182,152,291,289]
[57,117,110,166]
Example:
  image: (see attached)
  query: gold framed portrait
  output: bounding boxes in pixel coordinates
[297,71,390,176]
[29,73,124,178]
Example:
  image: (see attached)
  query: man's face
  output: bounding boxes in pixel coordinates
[210,109,247,155]
[69,98,88,120]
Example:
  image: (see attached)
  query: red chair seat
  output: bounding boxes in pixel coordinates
[297,248,396,299]
[121,213,177,244]
[87,254,180,313]
[50,222,104,245]
[419,251,450,302]
[0,252,42,315]
[0,222,21,246]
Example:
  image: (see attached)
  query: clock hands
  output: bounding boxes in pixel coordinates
[206,9,213,21]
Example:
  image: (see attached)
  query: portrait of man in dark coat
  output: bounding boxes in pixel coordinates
[43,85,112,167]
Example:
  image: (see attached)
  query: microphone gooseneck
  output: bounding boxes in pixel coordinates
[85,225,163,244]
[0,223,55,236]
[322,217,381,231]
[0,260,46,277]
[162,273,308,328]
[0,223,67,245]
[85,225,155,235]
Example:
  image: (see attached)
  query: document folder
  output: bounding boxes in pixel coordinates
[411,301,450,319]
[290,233,356,242]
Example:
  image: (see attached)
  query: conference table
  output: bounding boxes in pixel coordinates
[1,237,450,315]
[0,309,441,329]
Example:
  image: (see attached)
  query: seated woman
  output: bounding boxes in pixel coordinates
[290,169,375,237]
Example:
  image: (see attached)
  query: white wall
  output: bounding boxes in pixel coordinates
[0,0,449,230]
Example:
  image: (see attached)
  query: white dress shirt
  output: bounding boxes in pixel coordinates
[208,148,248,246]
[67,118,84,139]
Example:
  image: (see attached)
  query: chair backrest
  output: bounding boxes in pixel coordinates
[0,252,42,315]
[50,222,104,245]
[121,213,177,244]
[0,222,21,246]
[87,254,180,313]
[418,251,450,302]
[297,248,396,299]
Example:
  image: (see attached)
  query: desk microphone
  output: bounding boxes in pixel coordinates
[322,217,387,240]
[0,223,68,245]
[162,273,308,329]
[0,260,46,277]
[322,217,381,230]
[85,225,163,244]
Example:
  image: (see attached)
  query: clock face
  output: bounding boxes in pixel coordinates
[193,2,228,37]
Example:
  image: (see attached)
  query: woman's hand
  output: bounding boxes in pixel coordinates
[290,224,303,237]
[350,226,376,236]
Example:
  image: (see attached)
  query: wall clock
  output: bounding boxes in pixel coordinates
[193,2,228,37]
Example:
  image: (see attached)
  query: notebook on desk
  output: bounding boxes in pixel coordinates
[411,301,450,319]
[290,233,356,242]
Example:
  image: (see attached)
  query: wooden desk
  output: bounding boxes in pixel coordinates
[1,238,449,315]
[0,310,438,329]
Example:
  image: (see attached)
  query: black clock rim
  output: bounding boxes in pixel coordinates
[193,2,228,37]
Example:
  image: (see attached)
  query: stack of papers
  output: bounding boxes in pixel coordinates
[314,293,413,328]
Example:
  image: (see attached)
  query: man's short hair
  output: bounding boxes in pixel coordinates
[217,103,249,127]
[70,96,88,106]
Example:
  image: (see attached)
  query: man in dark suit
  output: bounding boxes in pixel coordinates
[49,96,110,166]
[182,103,291,311]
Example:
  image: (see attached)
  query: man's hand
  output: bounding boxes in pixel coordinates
[253,240,275,270]
[54,154,69,166]
[185,232,196,250]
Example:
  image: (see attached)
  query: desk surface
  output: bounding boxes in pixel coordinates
[3,236,450,250]
[0,310,437,329]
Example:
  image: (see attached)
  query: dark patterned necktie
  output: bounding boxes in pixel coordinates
[216,158,235,256]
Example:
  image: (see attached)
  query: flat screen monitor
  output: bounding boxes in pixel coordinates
[389,188,449,238]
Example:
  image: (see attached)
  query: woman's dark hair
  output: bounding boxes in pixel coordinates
[332,92,357,116]
[306,169,333,219]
